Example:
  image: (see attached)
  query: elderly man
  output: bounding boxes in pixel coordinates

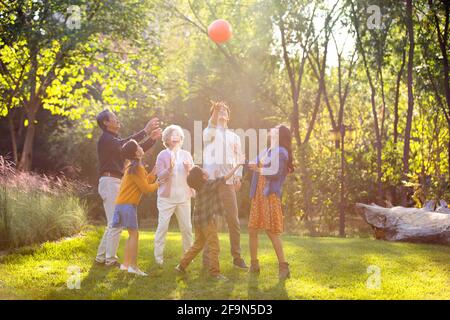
[202,101,248,269]
[94,109,162,267]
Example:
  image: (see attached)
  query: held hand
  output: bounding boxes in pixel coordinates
[150,165,157,176]
[183,160,192,172]
[145,117,160,135]
[248,163,258,171]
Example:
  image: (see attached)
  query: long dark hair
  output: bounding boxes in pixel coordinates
[270,125,294,174]
[121,139,140,175]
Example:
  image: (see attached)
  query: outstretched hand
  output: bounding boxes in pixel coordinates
[145,117,160,136]
[149,128,162,140]
[209,103,220,126]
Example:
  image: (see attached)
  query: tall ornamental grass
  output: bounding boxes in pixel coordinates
[0,156,88,249]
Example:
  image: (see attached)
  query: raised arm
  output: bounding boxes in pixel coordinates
[121,129,148,144]
[147,171,157,184]
[122,117,162,152]
[223,164,243,181]
[139,136,156,153]
[129,173,159,193]
[203,104,220,143]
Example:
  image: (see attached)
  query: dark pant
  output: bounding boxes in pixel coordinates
[179,219,220,276]
[203,183,241,266]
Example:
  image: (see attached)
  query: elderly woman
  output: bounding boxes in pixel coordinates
[154,125,194,266]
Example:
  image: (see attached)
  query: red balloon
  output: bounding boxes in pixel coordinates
[207,19,232,43]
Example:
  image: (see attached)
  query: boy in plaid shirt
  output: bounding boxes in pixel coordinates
[175,164,242,280]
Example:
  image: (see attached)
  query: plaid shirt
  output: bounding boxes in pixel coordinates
[193,177,226,228]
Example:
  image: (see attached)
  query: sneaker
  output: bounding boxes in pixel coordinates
[175,264,187,275]
[155,260,164,268]
[94,259,105,266]
[128,266,148,276]
[119,264,128,271]
[233,258,248,270]
[105,260,121,268]
[211,274,228,281]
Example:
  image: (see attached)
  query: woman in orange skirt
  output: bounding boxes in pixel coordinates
[247,125,294,279]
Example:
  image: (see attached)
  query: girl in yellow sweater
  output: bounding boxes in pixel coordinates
[112,139,159,276]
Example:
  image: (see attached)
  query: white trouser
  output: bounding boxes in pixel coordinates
[154,197,193,263]
[96,177,122,264]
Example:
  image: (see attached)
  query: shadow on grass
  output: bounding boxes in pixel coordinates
[281,235,450,298]
[8,226,447,300]
[247,274,289,300]
[43,227,179,300]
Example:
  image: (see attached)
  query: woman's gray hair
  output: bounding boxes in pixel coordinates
[162,124,185,148]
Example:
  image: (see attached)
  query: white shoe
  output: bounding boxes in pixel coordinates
[120,264,128,271]
[128,266,148,276]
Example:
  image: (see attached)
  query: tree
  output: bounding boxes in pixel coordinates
[320,4,358,236]
[402,0,415,205]
[349,1,395,202]
[0,0,159,170]
[425,0,450,181]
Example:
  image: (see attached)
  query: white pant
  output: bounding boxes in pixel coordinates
[154,198,193,263]
[96,177,122,264]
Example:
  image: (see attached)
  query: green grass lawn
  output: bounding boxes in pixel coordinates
[0,226,449,300]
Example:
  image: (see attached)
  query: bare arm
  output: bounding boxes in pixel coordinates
[129,173,159,193]
[203,105,220,142]
[223,164,243,181]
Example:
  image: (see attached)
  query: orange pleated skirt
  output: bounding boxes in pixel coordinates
[248,175,284,234]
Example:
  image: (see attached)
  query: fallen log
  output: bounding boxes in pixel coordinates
[356,203,450,245]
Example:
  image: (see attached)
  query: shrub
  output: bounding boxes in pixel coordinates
[0,156,88,249]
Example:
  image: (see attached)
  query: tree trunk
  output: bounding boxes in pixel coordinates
[371,92,383,201]
[17,108,37,171]
[7,114,18,164]
[429,0,449,181]
[402,0,415,205]
[299,145,316,235]
[356,203,450,245]
[18,42,39,171]
[448,131,450,183]
[430,0,450,110]
[339,128,345,237]
[350,2,383,202]
[393,40,407,145]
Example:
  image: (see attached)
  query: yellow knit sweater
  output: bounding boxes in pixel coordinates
[115,164,158,205]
